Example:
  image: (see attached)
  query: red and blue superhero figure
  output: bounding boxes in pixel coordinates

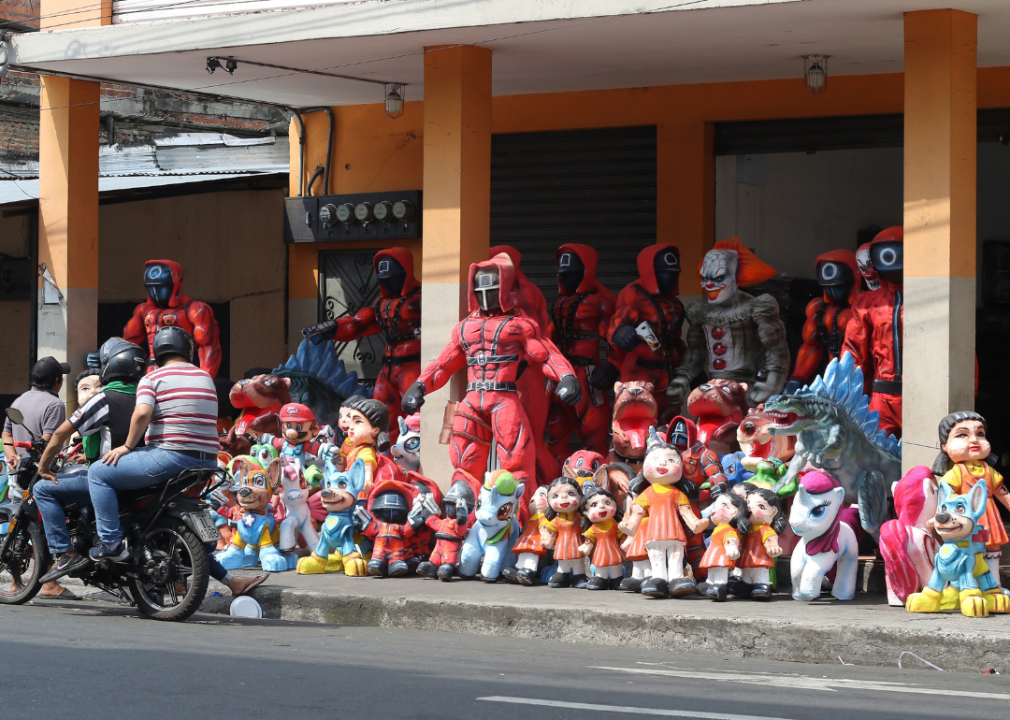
[353,478,421,578]
[302,247,421,443]
[602,244,686,423]
[545,244,616,462]
[123,259,222,377]
[401,252,582,509]
[412,478,477,581]
[786,249,860,393]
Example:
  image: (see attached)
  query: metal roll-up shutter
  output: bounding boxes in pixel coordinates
[490,126,657,310]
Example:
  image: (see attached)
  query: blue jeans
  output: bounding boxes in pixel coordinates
[34,466,92,554]
[88,446,214,545]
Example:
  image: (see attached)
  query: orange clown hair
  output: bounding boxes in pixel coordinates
[699,237,777,288]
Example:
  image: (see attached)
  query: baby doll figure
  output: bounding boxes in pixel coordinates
[699,491,750,601]
[735,487,786,600]
[934,411,1010,588]
[332,394,366,471]
[619,429,709,598]
[338,396,392,497]
[579,487,626,590]
[502,486,550,586]
[540,477,588,589]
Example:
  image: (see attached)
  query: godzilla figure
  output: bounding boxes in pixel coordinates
[763,352,901,535]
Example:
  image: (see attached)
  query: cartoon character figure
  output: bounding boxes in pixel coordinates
[412,478,477,581]
[879,466,941,606]
[734,487,787,600]
[560,451,636,514]
[789,472,858,602]
[458,470,525,582]
[684,379,748,455]
[855,242,880,292]
[123,259,222,377]
[699,491,750,601]
[842,226,904,437]
[333,396,395,496]
[301,248,421,443]
[353,479,419,578]
[401,253,580,504]
[666,415,728,501]
[545,244,617,461]
[261,403,322,470]
[933,411,1010,590]
[216,458,297,572]
[604,244,686,422]
[736,406,795,465]
[579,487,627,591]
[618,429,710,598]
[221,374,292,456]
[501,486,549,586]
[297,458,368,575]
[786,250,860,393]
[540,477,588,589]
[608,381,659,472]
[668,238,788,409]
[905,481,1010,617]
[390,413,422,474]
[276,455,320,553]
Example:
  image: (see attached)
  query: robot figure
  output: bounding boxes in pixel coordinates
[402,253,581,506]
[123,259,222,377]
[545,244,617,461]
[302,248,421,443]
[786,249,859,392]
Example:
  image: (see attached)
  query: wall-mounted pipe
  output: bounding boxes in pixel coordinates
[296,107,334,197]
[306,165,324,197]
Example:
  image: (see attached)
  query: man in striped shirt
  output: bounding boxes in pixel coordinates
[87,327,219,562]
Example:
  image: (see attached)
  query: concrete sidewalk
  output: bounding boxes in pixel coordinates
[200,571,1010,674]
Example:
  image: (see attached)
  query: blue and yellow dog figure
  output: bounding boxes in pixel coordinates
[217,458,298,572]
[906,481,1010,617]
[296,458,368,576]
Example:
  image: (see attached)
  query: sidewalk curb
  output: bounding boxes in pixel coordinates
[201,585,1009,674]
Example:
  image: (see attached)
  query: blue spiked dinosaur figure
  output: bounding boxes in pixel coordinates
[273,337,372,428]
[906,480,1010,617]
[764,352,901,534]
[458,470,525,582]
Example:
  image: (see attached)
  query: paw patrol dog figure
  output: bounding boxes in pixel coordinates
[297,458,368,576]
[906,481,1010,618]
[217,458,297,572]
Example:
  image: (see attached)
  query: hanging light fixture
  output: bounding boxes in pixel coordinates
[385,83,405,119]
[803,55,829,95]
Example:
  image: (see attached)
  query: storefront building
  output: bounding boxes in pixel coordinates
[7,0,1010,481]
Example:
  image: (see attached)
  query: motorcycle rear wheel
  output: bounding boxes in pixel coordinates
[129,518,208,622]
[0,521,48,605]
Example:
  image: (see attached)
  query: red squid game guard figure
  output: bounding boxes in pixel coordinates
[401,252,582,506]
[301,248,421,443]
[124,259,222,377]
[545,244,617,462]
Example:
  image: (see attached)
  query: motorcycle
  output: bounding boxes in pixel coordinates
[0,407,224,621]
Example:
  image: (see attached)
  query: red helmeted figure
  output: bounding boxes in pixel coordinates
[123,259,222,377]
[301,248,421,443]
[545,244,616,462]
[402,253,581,506]
[786,249,859,392]
[604,245,686,423]
[842,227,904,437]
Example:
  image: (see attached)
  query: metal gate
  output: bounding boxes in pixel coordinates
[318,249,382,383]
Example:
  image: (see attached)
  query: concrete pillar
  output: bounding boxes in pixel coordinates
[37,77,100,409]
[419,45,492,487]
[902,9,977,471]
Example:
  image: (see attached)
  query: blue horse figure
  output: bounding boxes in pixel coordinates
[458,470,525,582]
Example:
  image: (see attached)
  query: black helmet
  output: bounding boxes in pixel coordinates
[100,339,147,384]
[443,479,476,508]
[152,326,194,366]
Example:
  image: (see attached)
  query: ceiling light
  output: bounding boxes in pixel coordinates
[206,57,221,75]
[225,57,238,75]
[385,83,405,119]
[803,55,829,96]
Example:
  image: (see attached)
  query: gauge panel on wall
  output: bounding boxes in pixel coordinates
[284,190,421,243]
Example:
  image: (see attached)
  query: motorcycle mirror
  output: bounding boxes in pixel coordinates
[5,407,24,426]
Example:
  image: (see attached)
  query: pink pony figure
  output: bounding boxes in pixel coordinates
[878,466,940,606]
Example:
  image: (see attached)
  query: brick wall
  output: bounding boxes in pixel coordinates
[0,0,39,29]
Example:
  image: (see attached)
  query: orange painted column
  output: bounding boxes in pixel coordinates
[37,77,100,409]
[41,0,113,28]
[419,44,492,486]
[902,9,977,471]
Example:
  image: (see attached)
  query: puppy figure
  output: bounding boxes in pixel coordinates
[217,458,297,572]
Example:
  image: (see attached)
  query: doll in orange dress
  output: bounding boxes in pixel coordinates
[734,487,786,600]
[579,487,627,590]
[934,411,1010,590]
[699,491,750,601]
[540,477,587,588]
[502,486,550,586]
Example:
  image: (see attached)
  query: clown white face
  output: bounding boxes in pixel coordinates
[855,245,880,291]
[699,249,739,305]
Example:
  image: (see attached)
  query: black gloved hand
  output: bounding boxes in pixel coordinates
[555,374,582,407]
[611,325,643,351]
[587,361,619,390]
[86,352,101,370]
[401,381,427,414]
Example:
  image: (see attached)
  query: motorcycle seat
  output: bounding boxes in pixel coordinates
[117,467,221,510]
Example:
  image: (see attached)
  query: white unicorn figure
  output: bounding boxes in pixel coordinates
[789,471,859,602]
[277,455,320,553]
[391,414,422,474]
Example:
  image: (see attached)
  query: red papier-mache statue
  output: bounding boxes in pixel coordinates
[301,248,421,443]
[401,252,582,506]
[124,259,222,377]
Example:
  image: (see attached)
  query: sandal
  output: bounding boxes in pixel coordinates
[38,587,81,601]
[236,575,267,596]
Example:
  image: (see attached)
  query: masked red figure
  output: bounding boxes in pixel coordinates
[301,247,421,443]
[123,259,222,377]
[545,244,616,462]
[604,244,686,423]
[786,249,860,392]
[402,253,581,507]
[842,227,903,437]
[490,245,556,483]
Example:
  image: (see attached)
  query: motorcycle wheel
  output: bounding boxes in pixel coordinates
[0,521,48,605]
[129,518,208,622]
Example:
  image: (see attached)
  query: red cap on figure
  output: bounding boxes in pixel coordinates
[279,403,316,423]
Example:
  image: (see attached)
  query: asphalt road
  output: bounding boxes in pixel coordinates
[0,597,1007,720]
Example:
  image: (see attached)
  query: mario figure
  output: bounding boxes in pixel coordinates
[123,259,222,377]
[265,403,322,468]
